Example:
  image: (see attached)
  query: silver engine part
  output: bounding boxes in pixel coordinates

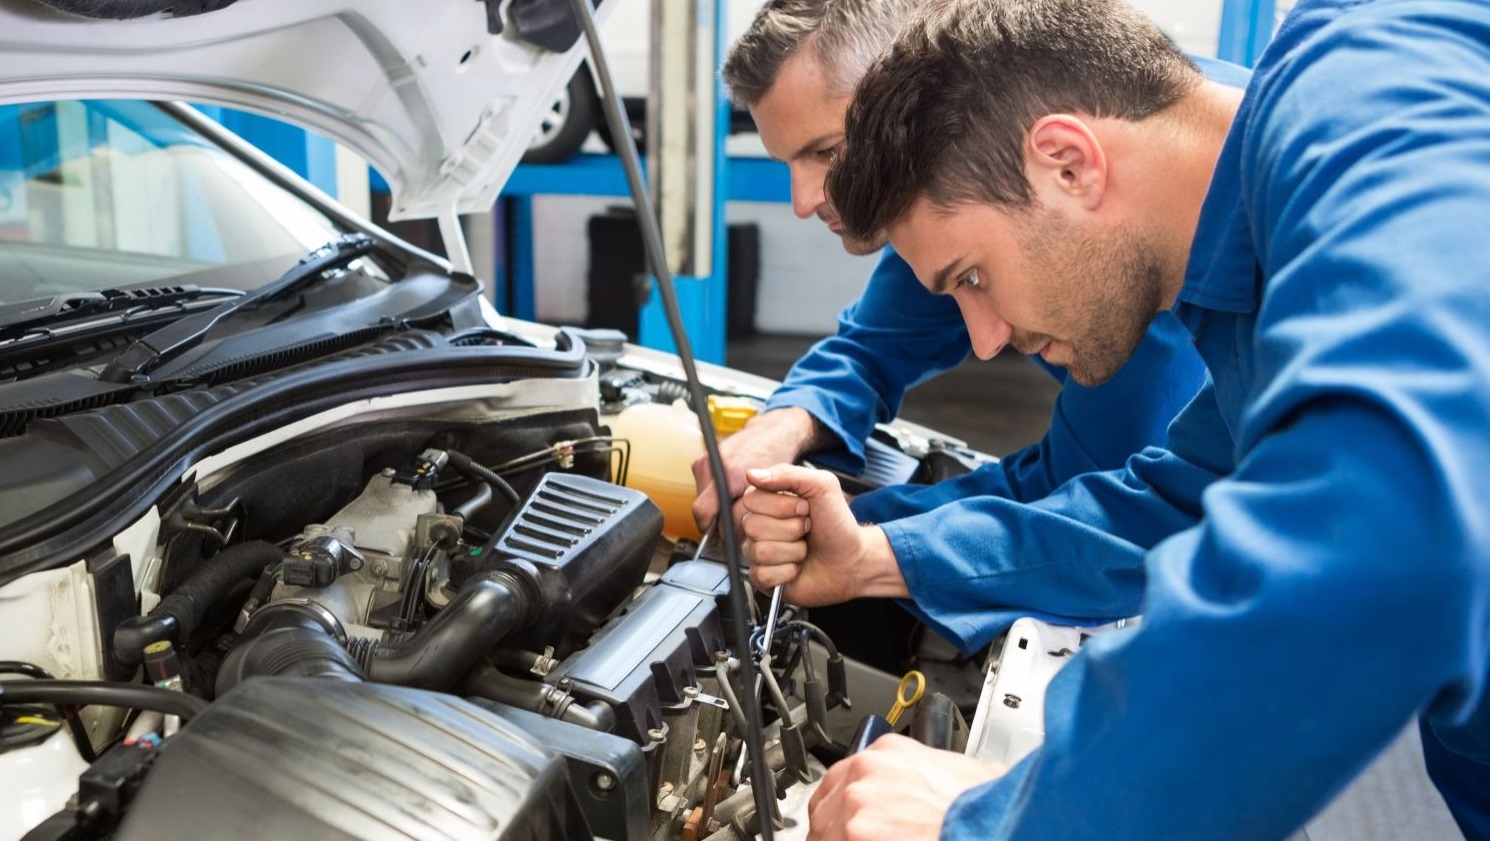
[269,470,445,639]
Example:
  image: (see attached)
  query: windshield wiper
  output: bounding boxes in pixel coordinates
[0,285,244,343]
[99,233,377,384]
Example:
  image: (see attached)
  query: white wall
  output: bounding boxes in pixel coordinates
[528,0,1229,335]
[1133,0,1223,58]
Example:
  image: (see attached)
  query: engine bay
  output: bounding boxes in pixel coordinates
[0,348,875,841]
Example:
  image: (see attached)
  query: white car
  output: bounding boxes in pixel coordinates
[0,2,1023,840]
[526,0,765,162]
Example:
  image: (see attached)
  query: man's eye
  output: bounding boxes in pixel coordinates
[815,145,841,162]
[954,268,982,290]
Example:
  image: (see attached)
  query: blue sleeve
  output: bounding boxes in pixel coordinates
[944,7,1490,839]
[881,377,1232,652]
[851,311,1205,519]
[766,247,971,473]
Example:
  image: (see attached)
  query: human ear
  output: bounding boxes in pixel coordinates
[1026,115,1107,210]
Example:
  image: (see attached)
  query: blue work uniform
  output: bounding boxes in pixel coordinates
[765,56,1247,549]
[911,1,1490,838]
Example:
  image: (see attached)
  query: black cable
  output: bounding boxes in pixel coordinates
[0,661,52,680]
[0,680,209,721]
[1,662,97,761]
[567,1,774,833]
[784,620,842,661]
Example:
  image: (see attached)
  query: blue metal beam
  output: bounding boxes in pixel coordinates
[504,153,789,203]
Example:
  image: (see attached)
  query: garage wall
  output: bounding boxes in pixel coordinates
[530,0,1228,334]
[530,194,870,334]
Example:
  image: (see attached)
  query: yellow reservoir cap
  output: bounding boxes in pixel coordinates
[707,395,759,437]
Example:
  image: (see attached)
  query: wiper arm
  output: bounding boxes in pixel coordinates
[0,285,243,343]
[100,233,376,384]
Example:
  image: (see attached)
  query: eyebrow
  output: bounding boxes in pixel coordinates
[929,259,964,294]
[786,132,841,162]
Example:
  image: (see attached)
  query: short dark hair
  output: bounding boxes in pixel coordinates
[827,0,1202,240]
[722,0,924,107]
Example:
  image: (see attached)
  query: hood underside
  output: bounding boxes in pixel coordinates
[0,0,609,219]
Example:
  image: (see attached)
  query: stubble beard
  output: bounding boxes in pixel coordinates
[1023,213,1167,387]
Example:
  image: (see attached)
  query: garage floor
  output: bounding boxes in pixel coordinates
[726,334,1466,841]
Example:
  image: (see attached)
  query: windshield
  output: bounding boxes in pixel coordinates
[0,100,347,304]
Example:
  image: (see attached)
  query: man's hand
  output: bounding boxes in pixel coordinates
[807,735,1007,841]
[739,464,909,605]
[691,407,831,531]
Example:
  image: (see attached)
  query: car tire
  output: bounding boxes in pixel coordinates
[595,110,647,157]
[522,70,598,165]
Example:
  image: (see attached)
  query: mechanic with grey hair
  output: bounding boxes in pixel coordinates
[738,0,1490,838]
[693,0,1244,641]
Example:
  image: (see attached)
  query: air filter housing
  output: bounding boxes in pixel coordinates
[483,472,663,657]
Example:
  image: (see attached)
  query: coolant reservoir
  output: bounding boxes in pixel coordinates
[609,397,760,540]
[610,402,706,539]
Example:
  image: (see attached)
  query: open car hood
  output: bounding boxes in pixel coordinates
[0,0,610,220]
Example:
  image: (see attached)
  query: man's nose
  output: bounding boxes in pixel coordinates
[966,308,1014,361]
[789,165,826,220]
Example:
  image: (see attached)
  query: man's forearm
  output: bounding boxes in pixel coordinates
[749,405,839,457]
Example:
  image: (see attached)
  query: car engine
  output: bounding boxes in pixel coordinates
[1,370,852,841]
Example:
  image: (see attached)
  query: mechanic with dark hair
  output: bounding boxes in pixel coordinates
[695,0,1244,633]
[737,0,1490,839]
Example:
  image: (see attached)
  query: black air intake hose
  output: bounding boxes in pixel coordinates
[362,571,534,691]
[114,541,282,665]
[217,572,533,697]
[215,601,364,696]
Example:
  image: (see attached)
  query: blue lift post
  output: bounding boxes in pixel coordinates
[1218,0,1278,67]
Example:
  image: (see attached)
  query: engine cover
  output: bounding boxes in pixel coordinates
[545,561,731,743]
[115,678,593,841]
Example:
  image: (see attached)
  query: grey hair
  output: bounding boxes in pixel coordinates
[722,0,926,106]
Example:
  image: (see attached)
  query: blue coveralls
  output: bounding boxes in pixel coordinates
[897,1,1490,838]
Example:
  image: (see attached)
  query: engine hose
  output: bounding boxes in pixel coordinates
[364,571,533,691]
[215,601,364,696]
[0,680,209,721]
[114,540,283,665]
[650,379,690,406]
[464,665,615,732]
[451,480,493,521]
[445,449,521,507]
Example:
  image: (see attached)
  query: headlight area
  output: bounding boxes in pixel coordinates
[0,398,854,841]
